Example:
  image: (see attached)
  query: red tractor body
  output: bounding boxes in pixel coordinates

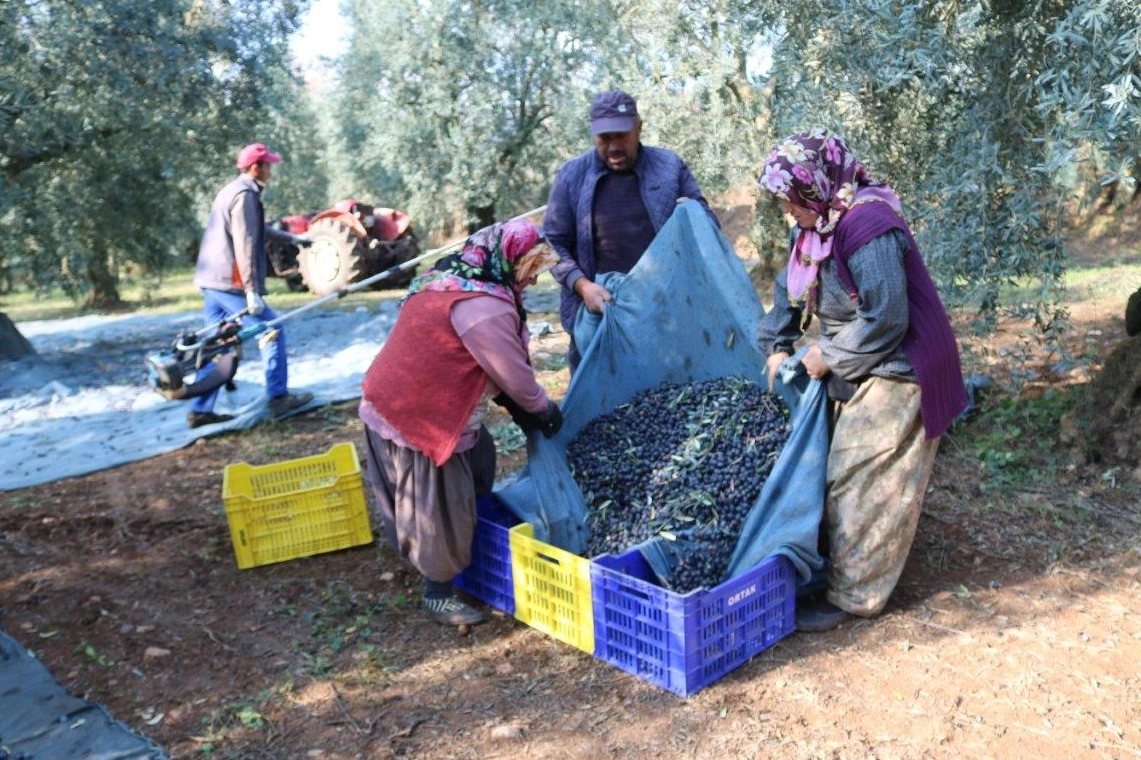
[266,200,420,295]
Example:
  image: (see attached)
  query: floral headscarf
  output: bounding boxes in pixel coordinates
[407,219,541,299]
[759,129,900,311]
[404,219,548,346]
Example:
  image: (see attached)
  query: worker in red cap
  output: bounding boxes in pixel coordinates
[188,143,313,428]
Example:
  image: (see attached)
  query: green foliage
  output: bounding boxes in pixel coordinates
[0,0,326,306]
[74,640,111,667]
[761,0,1140,339]
[962,388,1077,495]
[489,421,526,455]
[4,0,1138,340]
[336,0,622,234]
[611,0,781,193]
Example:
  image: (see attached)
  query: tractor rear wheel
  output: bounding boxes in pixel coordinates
[298,216,367,295]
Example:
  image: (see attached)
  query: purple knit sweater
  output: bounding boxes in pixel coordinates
[832,202,968,439]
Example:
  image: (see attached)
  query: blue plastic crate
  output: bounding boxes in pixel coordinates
[453,495,517,615]
[591,549,795,697]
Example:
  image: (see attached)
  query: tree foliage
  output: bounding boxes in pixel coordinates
[2,0,1136,337]
[758,0,1140,336]
[335,0,623,235]
[610,0,781,193]
[334,0,1138,341]
[0,0,325,307]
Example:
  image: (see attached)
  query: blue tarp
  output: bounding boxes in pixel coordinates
[0,628,168,760]
[495,200,827,586]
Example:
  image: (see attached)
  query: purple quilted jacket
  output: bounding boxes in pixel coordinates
[544,145,719,333]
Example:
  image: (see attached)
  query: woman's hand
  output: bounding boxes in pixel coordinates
[765,351,790,393]
[801,344,831,380]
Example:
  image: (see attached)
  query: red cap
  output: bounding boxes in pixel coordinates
[236,143,282,170]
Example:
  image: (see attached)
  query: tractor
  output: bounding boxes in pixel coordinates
[266,199,420,295]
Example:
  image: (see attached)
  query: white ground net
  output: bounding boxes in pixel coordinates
[1,303,399,490]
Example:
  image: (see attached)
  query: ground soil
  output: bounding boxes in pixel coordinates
[2,216,1140,760]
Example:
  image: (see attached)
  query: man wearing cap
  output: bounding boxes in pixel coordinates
[544,89,720,370]
[189,143,313,428]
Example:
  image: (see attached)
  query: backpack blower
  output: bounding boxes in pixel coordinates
[145,205,548,400]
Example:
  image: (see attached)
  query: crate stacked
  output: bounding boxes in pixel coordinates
[219,447,796,696]
[456,495,796,697]
[452,496,518,615]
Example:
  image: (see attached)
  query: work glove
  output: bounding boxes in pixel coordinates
[537,400,563,438]
[246,290,267,316]
[493,395,563,439]
[493,393,542,435]
[292,234,313,248]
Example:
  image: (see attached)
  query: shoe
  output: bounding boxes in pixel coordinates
[187,411,234,429]
[422,595,486,626]
[795,599,854,632]
[268,391,314,419]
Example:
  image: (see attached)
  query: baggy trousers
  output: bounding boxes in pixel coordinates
[825,377,940,616]
[362,424,496,583]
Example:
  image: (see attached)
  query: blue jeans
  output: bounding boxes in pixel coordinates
[190,288,288,413]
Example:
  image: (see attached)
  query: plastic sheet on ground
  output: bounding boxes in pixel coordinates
[1,305,399,491]
[494,200,827,585]
[0,627,168,759]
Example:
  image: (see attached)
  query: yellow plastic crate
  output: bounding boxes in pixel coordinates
[222,442,373,569]
[509,522,594,653]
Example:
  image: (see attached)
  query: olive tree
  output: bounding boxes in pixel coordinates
[335,0,624,236]
[329,0,1137,337]
[0,0,323,308]
[758,0,1140,336]
[610,0,781,194]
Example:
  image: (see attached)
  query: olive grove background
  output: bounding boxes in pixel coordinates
[2,0,1138,337]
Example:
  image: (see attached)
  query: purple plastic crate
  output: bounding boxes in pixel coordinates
[591,549,795,697]
[453,495,517,615]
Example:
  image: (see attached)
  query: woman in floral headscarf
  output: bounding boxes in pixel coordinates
[756,129,967,632]
[359,219,561,627]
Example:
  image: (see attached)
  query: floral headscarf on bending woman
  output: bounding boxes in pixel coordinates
[403,219,554,347]
[759,128,901,312]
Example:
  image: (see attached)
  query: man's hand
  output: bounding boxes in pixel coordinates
[575,279,613,314]
[246,290,267,316]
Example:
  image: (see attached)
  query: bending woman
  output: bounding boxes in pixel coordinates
[359,219,561,627]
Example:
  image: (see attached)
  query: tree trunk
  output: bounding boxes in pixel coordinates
[85,249,123,309]
[0,312,36,361]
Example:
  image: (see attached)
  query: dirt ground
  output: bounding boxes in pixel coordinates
[3,217,1141,759]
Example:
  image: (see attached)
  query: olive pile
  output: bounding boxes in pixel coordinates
[567,376,790,593]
